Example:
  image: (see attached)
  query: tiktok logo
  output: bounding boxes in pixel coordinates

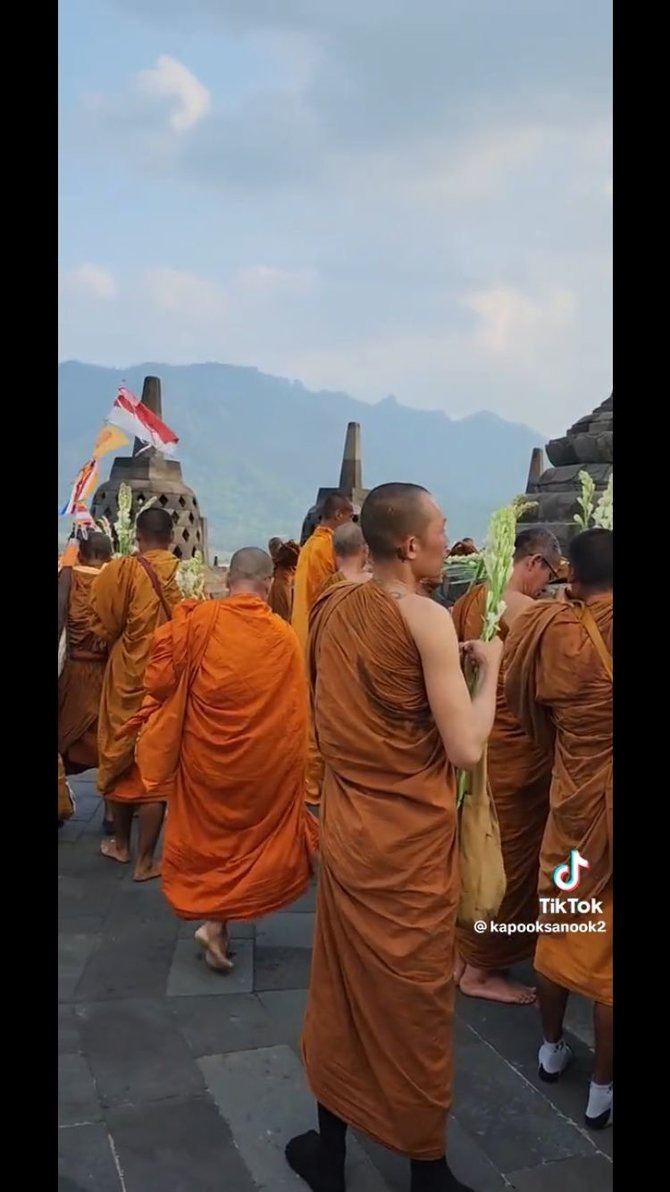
[552,849,590,892]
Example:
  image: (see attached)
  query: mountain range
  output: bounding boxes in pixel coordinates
[58,361,545,553]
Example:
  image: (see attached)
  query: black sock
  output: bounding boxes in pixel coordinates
[317,1103,347,1166]
[285,1103,347,1192]
[410,1156,475,1192]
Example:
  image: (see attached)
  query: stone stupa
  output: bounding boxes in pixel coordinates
[300,421,369,543]
[517,395,612,551]
[90,375,208,562]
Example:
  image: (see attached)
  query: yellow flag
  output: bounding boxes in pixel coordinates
[92,424,130,460]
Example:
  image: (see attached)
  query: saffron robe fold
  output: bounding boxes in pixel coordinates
[302,581,458,1161]
[451,584,551,966]
[58,566,109,774]
[269,541,300,623]
[504,594,613,1005]
[90,550,181,798]
[292,527,335,805]
[133,596,318,920]
[291,527,335,654]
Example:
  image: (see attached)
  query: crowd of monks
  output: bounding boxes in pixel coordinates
[58,485,613,1192]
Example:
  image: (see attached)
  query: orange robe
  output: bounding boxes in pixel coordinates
[269,541,300,623]
[291,526,336,806]
[318,569,345,594]
[291,526,335,653]
[451,584,552,967]
[90,550,182,801]
[302,581,458,1161]
[504,594,613,1005]
[130,597,318,920]
[58,566,109,774]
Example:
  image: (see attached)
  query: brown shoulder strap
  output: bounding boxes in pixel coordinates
[136,556,174,622]
[581,605,613,682]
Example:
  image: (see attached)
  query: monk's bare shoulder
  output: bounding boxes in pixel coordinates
[397,592,457,649]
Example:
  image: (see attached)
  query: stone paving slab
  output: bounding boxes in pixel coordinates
[107,1095,255,1192]
[58,1124,123,1192]
[59,821,613,1192]
[167,937,255,996]
[200,1045,390,1191]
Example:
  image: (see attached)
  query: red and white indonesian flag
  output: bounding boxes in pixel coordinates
[107,387,179,457]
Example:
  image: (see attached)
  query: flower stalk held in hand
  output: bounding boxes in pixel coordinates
[456,502,518,809]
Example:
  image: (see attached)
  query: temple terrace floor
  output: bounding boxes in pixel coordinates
[58,773,613,1192]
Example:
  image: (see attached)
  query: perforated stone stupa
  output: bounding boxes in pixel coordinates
[300,422,369,543]
[90,376,208,562]
[518,395,612,550]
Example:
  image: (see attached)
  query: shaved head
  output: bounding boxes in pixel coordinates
[568,528,613,593]
[268,537,282,561]
[361,483,433,560]
[227,547,274,600]
[136,506,173,549]
[333,521,366,560]
[79,531,113,564]
[321,493,354,525]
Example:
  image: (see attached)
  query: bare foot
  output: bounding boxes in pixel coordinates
[195,924,234,974]
[133,861,162,883]
[459,966,536,1005]
[100,838,130,864]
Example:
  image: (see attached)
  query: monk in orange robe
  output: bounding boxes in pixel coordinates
[504,528,613,1131]
[451,527,561,1005]
[292,493,353,807]
[90,507,182,881]
[318,521,370,594]
[58,531,114,825]
[129,547,318,972]
[286,483,502,1192]
[268,539,301,622]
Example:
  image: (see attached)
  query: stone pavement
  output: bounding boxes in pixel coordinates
[59,775,613,1192]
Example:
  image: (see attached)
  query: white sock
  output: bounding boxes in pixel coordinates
[538,1038,572,1076]
[586,1081,612,1122]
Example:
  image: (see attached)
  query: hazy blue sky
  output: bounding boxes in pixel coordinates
[58,0,612,435]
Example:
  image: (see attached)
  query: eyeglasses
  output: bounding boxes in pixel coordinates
[540,556,560,583]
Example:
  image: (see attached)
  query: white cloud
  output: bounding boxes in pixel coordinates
[235,265,316,298]
[144,268,229,320]
[135,55,211,132]
[62,2,612,433]
[65,264,117,300]
[464,286,576,362]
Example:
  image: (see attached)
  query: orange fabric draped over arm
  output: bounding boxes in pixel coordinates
[58,567,109,773]
[138,595,318,921]
[291,527,335,654]
[291,527,335,805]
[504,595,613,1004]
[90,551,182,797]
[451,584,552,967]
[302,581,457,1161]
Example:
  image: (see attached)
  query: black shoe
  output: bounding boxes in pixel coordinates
[285,1131,345,1192]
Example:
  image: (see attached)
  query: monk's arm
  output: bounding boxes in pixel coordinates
[143,622,179,704]
[402,597,500,770]
[306,549,335,609]
[89,559,130,643]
